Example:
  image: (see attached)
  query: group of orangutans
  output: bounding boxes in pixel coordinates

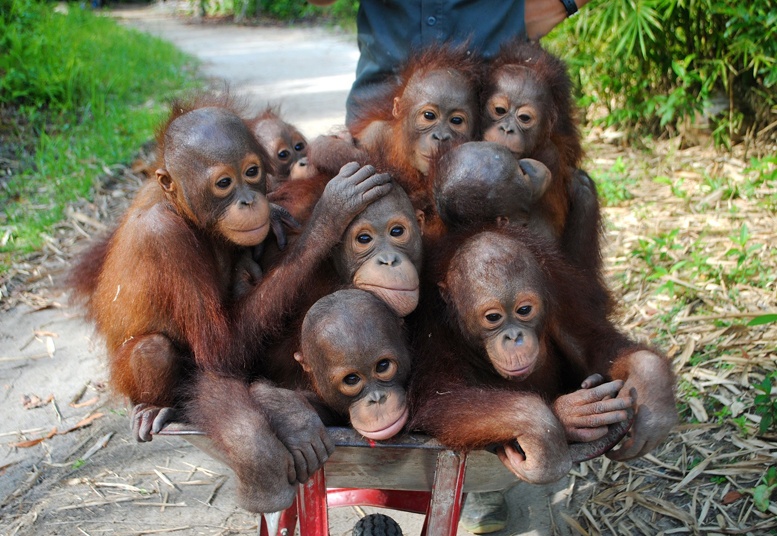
[70,40,677,513]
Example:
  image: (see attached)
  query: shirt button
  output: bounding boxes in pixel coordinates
[426,16,437,26]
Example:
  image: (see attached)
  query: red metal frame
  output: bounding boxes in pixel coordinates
[327,489,432,512]
[260,448,469,536]
[162,414,629,536]
[158,425,513,536]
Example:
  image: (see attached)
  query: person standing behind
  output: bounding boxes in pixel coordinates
[308,0,588,127]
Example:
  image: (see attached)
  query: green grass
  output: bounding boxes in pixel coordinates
[592,156,638,206]
[1,0,203,263]
[745,156,777,211]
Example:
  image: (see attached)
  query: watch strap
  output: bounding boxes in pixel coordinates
[560,0,578,17]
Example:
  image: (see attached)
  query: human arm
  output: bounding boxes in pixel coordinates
[526,0,591,40]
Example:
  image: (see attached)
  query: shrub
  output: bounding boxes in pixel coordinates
[546,0,777,150]
[0,0,201,255]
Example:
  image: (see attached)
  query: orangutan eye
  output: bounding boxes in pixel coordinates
[518,113,533,124]
[356,233,373,244]
[278,149,290,159]
[450,116,464,125]
[294,142,305,151]
[423,111,437,121]
[376,359,391,373]
[216,177,232,189]
[343,374,361,386]
[485,313,502,323]
[245,166,259,177]
[517,305,533,316]
[389,226,405,237]
[494,106,507,115]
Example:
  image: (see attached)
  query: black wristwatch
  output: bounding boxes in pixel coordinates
[560,0,578,16]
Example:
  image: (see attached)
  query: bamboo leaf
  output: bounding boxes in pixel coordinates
[748,314,777,326]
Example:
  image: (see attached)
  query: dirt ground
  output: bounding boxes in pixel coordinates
[2,2,776,536]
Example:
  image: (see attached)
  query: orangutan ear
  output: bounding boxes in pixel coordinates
[294,351,312,373]
[156,168,175,193]
[437,281,450,304]
[415,209,426,235]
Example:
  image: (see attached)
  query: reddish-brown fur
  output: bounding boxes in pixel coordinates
[485,42,583,167]
[246,107,310,190]
[259,182,424,387]
[350,45,481,214]
[409,225,677,477]
[412,225,621,402]
[482,41,580,236]
[261,174,331,269]
[71,95,394,514]
[69,94,268,407]
[230,164,393,363]
[69,92,392,409]
[260,131,376,244]
[305,132,371,179]
[482,41,604,275]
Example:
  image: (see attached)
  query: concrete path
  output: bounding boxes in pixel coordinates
[113,1,359,139]
[0,4,581,535]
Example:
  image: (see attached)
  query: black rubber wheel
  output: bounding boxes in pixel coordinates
[352,513,403,536]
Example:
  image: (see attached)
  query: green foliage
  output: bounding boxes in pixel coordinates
[326,0,358,22]
[749,314,777,327]
[200,0,302,19]
[675,379,698,422]
[257,0,319,19]
[632,228,682,269]
[547,0,777,149]
[653,175,687,200]
[725,224,758,269]
[0,0,196,112]
[722,225,771,286]
[753,371,777,435]
[731,415,749,436]
[192,0,357,23]
[625,215,775,302]
[0,0,201,254]
[593,156,636,206]
[744,155,777,210]
[748,466,777,513]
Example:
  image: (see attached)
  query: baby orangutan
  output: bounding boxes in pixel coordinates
[295,289,411,440]
[247,107,311,191]
[411,227,675,484]
[433,141,552,237]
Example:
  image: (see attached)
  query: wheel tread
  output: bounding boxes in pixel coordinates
[352,513,402,536]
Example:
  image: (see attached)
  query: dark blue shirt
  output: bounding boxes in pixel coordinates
[347,0,527,124]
